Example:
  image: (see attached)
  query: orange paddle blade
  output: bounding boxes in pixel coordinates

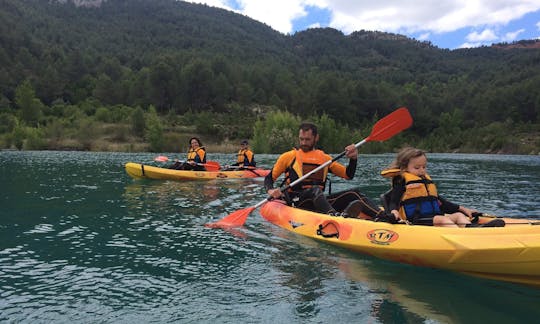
[154,155,169,162]
[367,107,413,142]
[204,161,221,171]
[205,206,256,228]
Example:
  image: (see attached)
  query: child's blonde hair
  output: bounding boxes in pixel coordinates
[390,147,426,170]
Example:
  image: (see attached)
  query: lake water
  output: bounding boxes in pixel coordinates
[1,151,539,323]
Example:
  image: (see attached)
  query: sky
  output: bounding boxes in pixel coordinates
[184,0,540,49]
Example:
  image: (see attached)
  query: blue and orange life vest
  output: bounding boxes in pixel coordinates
[382,169,441,220]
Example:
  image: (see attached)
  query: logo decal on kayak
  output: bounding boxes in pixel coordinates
[367,229,399,245]
[216,173,228,178]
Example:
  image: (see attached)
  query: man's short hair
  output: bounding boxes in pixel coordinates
[299,122,318,136]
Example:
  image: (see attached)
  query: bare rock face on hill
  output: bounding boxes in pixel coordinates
[492,39,540,49]
[54,0,105,7]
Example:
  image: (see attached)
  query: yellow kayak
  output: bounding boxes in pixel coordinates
[260,200,540,288]
[125,162,270,180]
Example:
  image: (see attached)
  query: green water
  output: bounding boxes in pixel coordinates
[1,151,539,323]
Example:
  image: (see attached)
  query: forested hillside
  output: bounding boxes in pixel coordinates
[1,0,539,154]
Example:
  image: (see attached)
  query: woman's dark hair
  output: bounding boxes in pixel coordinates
[189,137,203,147]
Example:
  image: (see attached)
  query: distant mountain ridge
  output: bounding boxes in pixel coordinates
[492,39,540,49]
[0,0,538,155]
[2,0,538,85]
[48,0,539,49]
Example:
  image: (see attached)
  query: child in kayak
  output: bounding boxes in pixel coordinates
[382,147,504,227]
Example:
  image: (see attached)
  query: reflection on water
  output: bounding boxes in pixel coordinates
[123,178,264,224]
[264,227,540,323]
[0,151,539,322]
[334,250,540,323]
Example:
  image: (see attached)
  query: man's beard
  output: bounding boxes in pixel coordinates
[300,144,314,152]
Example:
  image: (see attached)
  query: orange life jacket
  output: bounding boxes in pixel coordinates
[286,148,330,191]
[237,148,254,165]
[187,147,206,163]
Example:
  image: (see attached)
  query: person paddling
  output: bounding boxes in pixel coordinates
[230,140,256,169]
[265,122,390,220]
[170,137,207,171]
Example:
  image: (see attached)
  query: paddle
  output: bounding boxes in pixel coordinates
[223,165,257,170]
[154,155,169,162]
[222,164,263,176]
[467,212,540,226]
[205,107,413,228]
[154,156,221,171]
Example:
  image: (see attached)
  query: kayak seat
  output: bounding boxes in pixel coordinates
[380,189,392,212]
[479,218,506,227]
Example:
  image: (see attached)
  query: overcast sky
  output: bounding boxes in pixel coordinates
[184,0,540,49]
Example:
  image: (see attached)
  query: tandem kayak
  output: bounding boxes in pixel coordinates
[260,200,540,288]
[125,162,270,180]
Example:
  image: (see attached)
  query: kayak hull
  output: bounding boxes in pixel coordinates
[125,162,270,180]
[260,200,540,287]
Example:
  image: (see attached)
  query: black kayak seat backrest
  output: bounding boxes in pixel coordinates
[380,189,392,212]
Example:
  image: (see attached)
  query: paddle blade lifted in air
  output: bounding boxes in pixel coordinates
[205,107,413,229]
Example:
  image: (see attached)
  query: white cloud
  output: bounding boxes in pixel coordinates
[236,0,308,34]
[461,27,525,47]
[503,28,526,41]
[466,29,498,42]
[324,1,540,35]
[184,0,540,48]
[185,0,540,35]
[458,42,483,49]
[192,0,230,10]
[417,33,431,41]
[184,1,311,33]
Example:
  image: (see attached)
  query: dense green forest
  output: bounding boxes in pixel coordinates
[1,0,539,154]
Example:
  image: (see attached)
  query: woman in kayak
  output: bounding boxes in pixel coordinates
[170,137,207,171]
[382,147,503,227]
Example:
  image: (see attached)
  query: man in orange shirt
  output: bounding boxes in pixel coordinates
[265,122,386,219]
